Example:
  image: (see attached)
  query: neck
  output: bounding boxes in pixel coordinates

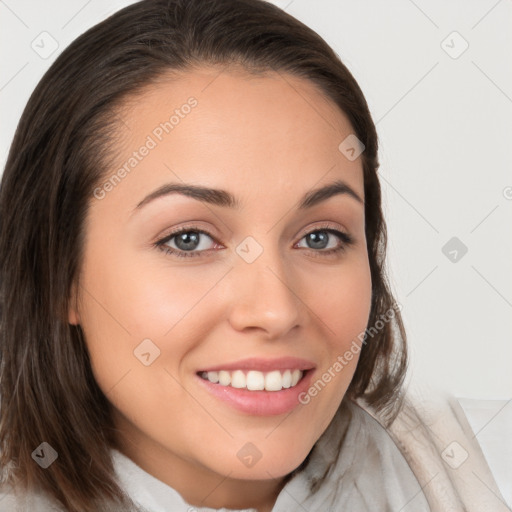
[113,419,291,512]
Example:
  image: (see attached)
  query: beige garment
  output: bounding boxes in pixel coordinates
[360,389,511,511]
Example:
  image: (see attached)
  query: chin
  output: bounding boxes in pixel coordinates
[209,441,313,481]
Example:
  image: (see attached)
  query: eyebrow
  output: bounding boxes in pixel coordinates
[132,178,364,214]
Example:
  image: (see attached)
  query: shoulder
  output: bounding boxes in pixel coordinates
[0,481,65,512]
[0,481,144,512]
[358,387,511,512]
[287,398,431,511]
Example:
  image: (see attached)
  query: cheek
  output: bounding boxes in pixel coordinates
[300,256,372,403]
[84,240,228,334]
[78,248,230,379]
[311,257,372,350]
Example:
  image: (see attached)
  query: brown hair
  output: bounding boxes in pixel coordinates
[0,0,407,510]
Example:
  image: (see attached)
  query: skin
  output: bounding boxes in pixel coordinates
[68,65,372,512]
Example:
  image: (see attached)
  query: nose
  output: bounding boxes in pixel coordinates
[227,247,302,340]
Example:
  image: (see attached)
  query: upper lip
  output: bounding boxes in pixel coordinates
[197,357,316,373]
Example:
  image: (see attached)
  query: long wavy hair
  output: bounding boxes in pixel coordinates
[0,0,408,510]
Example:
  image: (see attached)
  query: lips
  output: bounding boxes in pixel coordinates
[194,356,317,415]
[196,356,316,373]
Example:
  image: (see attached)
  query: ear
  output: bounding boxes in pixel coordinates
[68,280,81,325]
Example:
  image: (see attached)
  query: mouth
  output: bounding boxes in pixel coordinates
[197,368,307,392]
[194,357,316,416]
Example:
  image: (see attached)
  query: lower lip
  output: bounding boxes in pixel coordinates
[195,370,315,416]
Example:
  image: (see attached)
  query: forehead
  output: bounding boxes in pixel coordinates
[121,64,356,137]
[102,65,364,210]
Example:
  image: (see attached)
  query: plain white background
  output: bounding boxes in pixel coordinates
[1,0,511,506]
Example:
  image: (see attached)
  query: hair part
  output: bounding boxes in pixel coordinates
[0,0,407,510]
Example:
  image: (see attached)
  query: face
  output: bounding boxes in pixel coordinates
[69,65,372,498]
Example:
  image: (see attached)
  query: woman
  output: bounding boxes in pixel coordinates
[0,1,505,511]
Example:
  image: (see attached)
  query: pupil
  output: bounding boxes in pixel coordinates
[308,231,328,249]
[176,232,200,251]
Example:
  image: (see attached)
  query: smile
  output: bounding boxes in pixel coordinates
[199,369,304,391]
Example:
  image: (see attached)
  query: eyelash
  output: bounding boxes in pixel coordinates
[155,223,355,260]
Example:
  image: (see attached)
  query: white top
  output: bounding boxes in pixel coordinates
[110,400,429,512]
[0,392,509,511]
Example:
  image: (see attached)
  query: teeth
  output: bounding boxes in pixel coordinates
[266,370,285,391]
[218,370,231,386]
[282,369,292,388]
[207,370,219,383]
[247,370,265,390]
[201,369,305,391]
[231,370,246,389]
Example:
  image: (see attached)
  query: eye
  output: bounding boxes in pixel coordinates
[156,228,219,258]
[155,224,354,259]
[295,227,354,256]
